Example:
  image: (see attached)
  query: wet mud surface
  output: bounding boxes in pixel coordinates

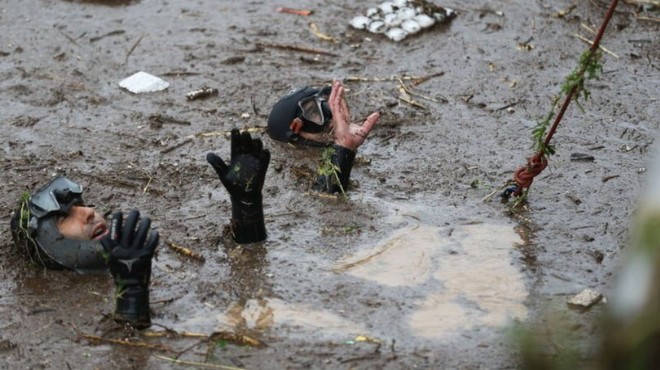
[0,0,658,368]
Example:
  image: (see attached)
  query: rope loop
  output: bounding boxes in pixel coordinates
[512,153,548,196]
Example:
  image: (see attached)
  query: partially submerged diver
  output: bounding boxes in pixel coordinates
[8,129,270,328]
[267,79,380,193]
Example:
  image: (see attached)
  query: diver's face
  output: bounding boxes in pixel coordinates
[56,206,109,241]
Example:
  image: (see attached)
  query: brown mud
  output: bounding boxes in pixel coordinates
[0,0,658,368]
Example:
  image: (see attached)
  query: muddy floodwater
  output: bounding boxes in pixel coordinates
[0,0,658,368]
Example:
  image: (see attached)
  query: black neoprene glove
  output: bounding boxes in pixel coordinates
[206,129,270,244]
[101,209,159,329]
[314,144,356,194]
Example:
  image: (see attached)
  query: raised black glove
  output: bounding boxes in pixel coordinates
[101,209,159,329]
[314,144,356,194]
[206,129,270,243]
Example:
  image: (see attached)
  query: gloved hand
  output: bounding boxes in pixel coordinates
[101,209,159,329]
[207,129,270,243]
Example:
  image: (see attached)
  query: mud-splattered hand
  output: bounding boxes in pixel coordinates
[101,209,159,329]
[206,129,270,243]
[329,79,380,151]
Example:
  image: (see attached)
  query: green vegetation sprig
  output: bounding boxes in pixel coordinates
[318,146,347,196]
[532,49,603,158]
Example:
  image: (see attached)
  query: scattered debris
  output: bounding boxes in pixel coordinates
[0,339,16,352]
[160,138,194,154]
[553,4,577,18]
[220,56,245,65]
[570,152,596,161]
[154,355,244,370]
[89,30,125,43]
[256,42,338,57]
[565,193,582,205]
[350,0,456,42]
[125,34,145,64]
[516,37,535,51]
[166,241,206,262]
[148,114,191,129]
[119,71,169,93]
[602,174,620,183]
[276,7,313,16]
[186,86,219,101]
[8,115,41,127]
[567,288,603,309]
[572,33,620,59]
[309,22,337,43]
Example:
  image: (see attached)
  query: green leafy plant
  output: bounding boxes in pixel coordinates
[318,146,346,196]
[15,192,47,267]
[531,49,603,158]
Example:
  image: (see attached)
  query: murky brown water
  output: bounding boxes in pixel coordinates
[1,0,657,368]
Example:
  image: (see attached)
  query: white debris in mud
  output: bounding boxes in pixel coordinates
[119,71,169,93]
[349,0,455,42]
[567,289,603,308]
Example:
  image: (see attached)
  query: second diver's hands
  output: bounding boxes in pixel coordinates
[206,129,270,243]
[314,79,380,193]
[101,209,159,329]
[328,79,380,152]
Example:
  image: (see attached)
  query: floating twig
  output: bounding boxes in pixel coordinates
[581,23,597,34]
[493,100,523,112]
[635,16,660,23]
[397,77,439,104]
[148,113,191,128]
[345,75,424,83]
[143,331,207,338]
[411,72,445,86]
[210,331,265,347]
[276,7,313,16]
[143,176,153,194]
[161,71,202,77]
[78,332,179,353]
[149,296,181,305]
[165,241,205,262]
[398,95,427,109]
[602,174,620,183]
[197,127,266,138]
[553,4,577,18]
[572,33,620,58]
[482,183,513,202]
[125,34,145,64]
[160,138,193,154]
[89,30,126,43]
[309,22,337,43]
[256,42,338,57]
[154,355,243,370]
[57,30,80,46]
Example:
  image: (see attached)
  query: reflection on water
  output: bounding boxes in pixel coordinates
[216,298,366,337]
[334,224,438,287]
[336,221,528,339]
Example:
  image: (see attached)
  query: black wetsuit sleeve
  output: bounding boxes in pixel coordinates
[314,144,356,194]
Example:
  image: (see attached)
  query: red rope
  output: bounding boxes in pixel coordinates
[513,153,548,196]
[511,0,619,197]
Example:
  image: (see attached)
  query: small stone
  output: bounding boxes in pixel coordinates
[567,289,603,309]
[401,19,421,34]
[385,27,408,42]
[350,15,371,30]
